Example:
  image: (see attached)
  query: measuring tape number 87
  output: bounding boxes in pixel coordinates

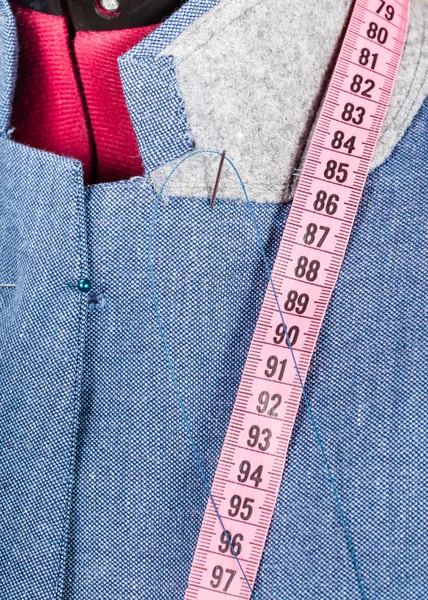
[184,0,410,597]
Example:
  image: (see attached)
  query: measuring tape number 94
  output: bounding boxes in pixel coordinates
[184,0,410,597]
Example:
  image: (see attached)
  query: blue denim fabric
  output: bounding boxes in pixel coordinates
[0,0,17,134]
[0,0,427,597]
[0,139,89,598]
[118,0,219,172]
[0,99,427,599]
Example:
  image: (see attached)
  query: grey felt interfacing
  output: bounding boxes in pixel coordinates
[149,0,428,204]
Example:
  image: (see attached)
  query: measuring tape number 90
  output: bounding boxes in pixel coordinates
[184,0,410,597]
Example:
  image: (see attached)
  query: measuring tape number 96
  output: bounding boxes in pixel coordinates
[184,0,410,597]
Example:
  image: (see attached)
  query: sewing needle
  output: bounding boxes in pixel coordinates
[210,150,226,207]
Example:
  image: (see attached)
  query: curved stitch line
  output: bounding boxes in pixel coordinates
[148,149,368,599]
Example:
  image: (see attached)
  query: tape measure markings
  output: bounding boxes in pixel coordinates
[184,0,410,597]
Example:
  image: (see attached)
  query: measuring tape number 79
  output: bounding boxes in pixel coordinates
[184,0,410,597]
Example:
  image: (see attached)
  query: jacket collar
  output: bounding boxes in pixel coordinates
[1,0,427,201]
[120,0,428,203]
[0,0,217,137]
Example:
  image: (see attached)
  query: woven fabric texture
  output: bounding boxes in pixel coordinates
[0,138,89,598]
[68,98,428,600]
[0,99,427,598]
[118,0,219,172]
[0,0,427,597]
[0,0,17,134]
[122,0,428,203]
[9,3,159,184]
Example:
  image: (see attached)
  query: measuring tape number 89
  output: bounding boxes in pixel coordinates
[184,0,410,597]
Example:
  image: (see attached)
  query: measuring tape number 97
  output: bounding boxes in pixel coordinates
[184,0,410,597]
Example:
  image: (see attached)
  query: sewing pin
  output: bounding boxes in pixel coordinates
[210,150,226,207]
[0,284,16,287]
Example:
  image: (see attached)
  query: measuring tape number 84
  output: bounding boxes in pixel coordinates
[184,0,410,597]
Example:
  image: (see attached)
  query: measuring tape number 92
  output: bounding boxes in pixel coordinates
[184,0,410,597]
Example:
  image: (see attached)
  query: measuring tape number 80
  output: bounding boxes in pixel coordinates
[184,0,410,597]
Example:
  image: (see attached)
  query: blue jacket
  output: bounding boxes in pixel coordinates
[0,0,427,598]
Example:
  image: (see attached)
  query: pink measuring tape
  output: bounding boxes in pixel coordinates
[183,0,410,597]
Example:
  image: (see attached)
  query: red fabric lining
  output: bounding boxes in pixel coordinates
[10,4,158,184]
[10,5,94,179]
[74,25,158,184]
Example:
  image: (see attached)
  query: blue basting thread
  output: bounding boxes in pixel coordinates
[148,150,367,600]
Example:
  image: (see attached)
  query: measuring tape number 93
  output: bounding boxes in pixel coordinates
[184,0,410,597]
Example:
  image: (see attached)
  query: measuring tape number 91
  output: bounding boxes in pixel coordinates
[184,0,410,597]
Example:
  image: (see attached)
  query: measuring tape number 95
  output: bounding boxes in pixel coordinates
[184,0,410,597]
